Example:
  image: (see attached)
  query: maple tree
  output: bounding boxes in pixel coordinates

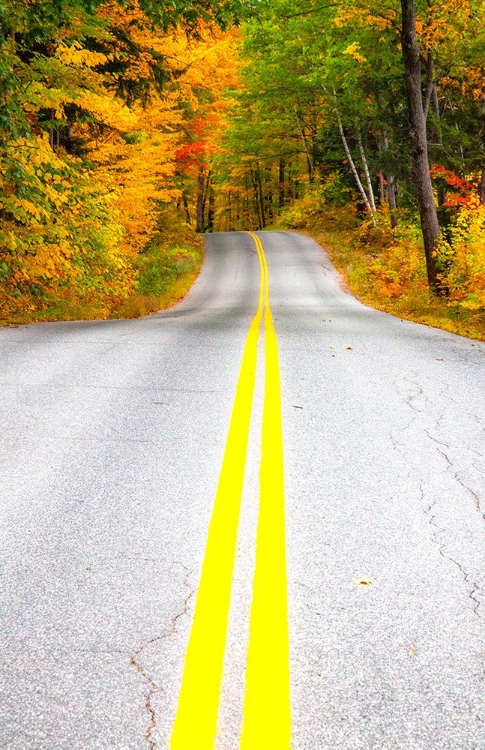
[0,0,244,319]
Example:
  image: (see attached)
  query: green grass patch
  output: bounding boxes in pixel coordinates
[115,228,203,319]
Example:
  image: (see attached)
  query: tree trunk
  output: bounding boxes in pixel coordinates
[387,175,398,228]
[245,172,251,227]
[256,163,266,228]
[357,129,377,214]
[400,0,441,291]
[182,190,191,224]
[295,111,315,182]
[250,166,263,229]
[207,184,215,232]
[227,191,233,231]
[431,85,442,144]
[479,166,485,205]
[279,159,285,210]
[196,169,205,233]
[335,108,376,225]
[383,130,398,228]
[378,173,385,204]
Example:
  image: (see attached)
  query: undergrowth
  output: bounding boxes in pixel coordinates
[276,179,485,341]
[115,218,203,319]
[1,210,203,324]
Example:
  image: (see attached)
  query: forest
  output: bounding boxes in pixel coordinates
[1,0,485,335]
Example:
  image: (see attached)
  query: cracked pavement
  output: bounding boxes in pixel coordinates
[1,230,485,748]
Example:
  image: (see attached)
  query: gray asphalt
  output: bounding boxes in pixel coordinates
[1,230,484,749]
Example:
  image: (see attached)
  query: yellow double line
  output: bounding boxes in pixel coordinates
[170,233,291,749]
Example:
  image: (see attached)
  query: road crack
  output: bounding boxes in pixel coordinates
[434,446,485,520]
[130,564,195,749]
[422,484,482,620]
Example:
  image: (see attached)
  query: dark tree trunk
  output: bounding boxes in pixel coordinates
[250,167,262,229]
[245,172,251,227]
[207,184,215,232]
[196,169,205,233]
[227,191,234,231]
[182,191,191,224]
[387,175,398,228]
[400,0,441,291]
[479,166,485,205]
[256,163,266,227]
[378,172,385,204]
[295,112,315,182]
[279,159,285,210]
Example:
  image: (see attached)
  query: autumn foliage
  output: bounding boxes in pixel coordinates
[0,0,241,320]
[210,0,485,334]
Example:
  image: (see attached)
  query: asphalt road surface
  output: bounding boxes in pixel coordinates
[1,230,485,750]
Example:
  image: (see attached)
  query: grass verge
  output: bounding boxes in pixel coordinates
[115,229,203,319]
[282,208,485,342]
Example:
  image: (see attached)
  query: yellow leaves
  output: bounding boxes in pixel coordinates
[76,90,138,129]
[342,42,367,63]
[1,0,243,320]
[23,83,137,131]
[16,198,49,221]
[85,95,181,253]
[122,51,157,81]
[22,83,66,117]
[56,42,110,68]
[334,5,396,31]
[6,232,17,252]
[440,200,485,310]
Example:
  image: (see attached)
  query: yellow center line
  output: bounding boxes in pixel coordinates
[241,233,291,749]
[170,232,290,749]
[170,236,265,750]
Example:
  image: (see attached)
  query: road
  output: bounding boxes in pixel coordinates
[1,230,485,749]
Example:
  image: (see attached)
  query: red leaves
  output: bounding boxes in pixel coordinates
[430,164,476,207]
[175,142,207,170]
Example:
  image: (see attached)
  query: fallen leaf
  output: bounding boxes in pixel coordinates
[347,346,353,350]
[354,577,375,586]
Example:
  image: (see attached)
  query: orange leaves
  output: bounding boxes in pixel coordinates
[430,165,476,208]
[0,0,243,319]
[78,4,242,250]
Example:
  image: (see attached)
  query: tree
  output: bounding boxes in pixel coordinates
[0,0,246,318]
[400,0,440,290]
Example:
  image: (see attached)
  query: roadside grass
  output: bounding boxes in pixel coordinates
[1,224,203,325]
[114,229,203,319]
[274,205,485,342]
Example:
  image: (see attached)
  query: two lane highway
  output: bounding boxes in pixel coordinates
[1,231,485,749]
